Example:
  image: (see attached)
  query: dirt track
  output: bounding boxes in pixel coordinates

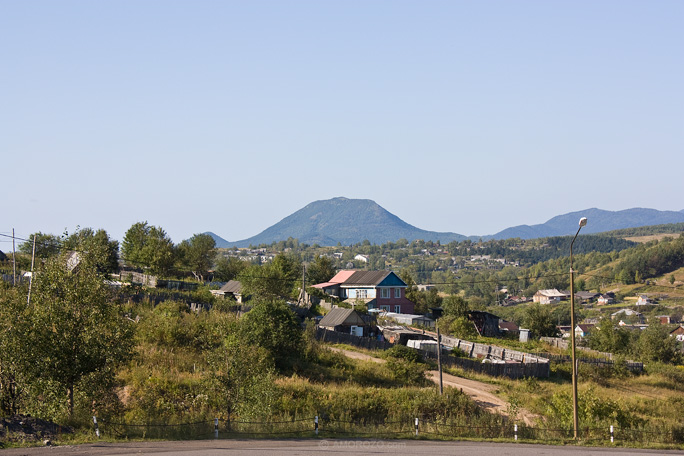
[329,347,538,425]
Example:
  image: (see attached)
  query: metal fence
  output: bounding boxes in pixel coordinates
[90,415,684,446]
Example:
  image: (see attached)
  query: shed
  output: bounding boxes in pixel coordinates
[319,308,367,336]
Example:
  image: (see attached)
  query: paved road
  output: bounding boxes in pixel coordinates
[2,439,683,456]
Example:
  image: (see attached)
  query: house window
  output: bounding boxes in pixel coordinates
[381,288,389,298]
[357,289,367,299]
[394,288,401,298]
[381,305,390,311]
[394,305,401,313]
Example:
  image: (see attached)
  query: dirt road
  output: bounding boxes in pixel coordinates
[329,347,538,425]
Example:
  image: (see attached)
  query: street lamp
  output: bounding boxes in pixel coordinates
[569,216,587,440]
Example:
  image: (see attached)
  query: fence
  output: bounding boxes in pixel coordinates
[90,415,684,446]
[539,337,644,372]
[315,328,394,351]
[418,349,550,379]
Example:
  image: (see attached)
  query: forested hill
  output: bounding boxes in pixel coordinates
[491,208,684,240]
[208,197,469,247]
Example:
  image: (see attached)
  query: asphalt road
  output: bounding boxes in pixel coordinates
[2,440,683,456]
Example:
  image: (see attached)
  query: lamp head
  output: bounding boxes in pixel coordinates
[579,217,588,228]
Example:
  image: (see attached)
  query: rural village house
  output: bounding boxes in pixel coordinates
[312,270,415,314]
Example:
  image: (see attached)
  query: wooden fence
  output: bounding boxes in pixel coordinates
[315,328,394,351]
[315,328,550,378]
[418,349,550,379]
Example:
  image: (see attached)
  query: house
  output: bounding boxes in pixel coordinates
[656,315,672,325]
[318,308,368,336]
[597,293,615,305]
[469,311,501,337]
[312,270,415,314]
[575,324,595,339]
[610,309,644,323]
[575,291,600,304]
[499,320,519,335]
[210,280,244,302]
[533,289,570,304]
[670,326,684,341]
[380,311,435,329]
[636,295,655,306]
[354,254,369,263]
[0,250,7,262]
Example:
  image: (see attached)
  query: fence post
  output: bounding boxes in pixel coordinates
[610,425,614,443]
[92,416,100,438]
[514,424,518,441]
[214,418,219,439]
[315,416,319,435]
[415,418,419,436]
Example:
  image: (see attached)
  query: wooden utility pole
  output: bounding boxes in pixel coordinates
[437,326,443,395]
[12,228,16,286]
[27,234,36,305]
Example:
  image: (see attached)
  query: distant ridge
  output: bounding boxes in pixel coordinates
[490,208,684,240]
[206,197,468,247]
[206,200,684,247]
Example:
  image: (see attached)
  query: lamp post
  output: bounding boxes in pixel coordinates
[570,216,587,440]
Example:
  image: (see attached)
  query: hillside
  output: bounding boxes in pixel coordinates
[208,197,469,247]
[490,208,684,240]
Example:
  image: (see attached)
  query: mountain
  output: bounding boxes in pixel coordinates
[207,197,469,248]
[206,201,684,248]
[490,208,684,240]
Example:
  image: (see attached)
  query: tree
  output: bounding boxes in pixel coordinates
[442,295,469,318]
[214,256,248,282]
[587,318,629,354]
[239,299,302,370]
[121,222,175,276]
[177,233,216,282]
[306,255,336,286]
[206,335,277,419]
[19,232,62,259]
[62,227,120,274]
[0,285,27,416]
[23,251,134,420]
[240,253,302,300]
[522,303,559,338]
[634,324,681,364]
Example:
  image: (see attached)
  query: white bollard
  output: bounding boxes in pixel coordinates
[92,416,100,438]
[214,418,219,439]
[514,424,518,441]
[415,418,419,436]
[610,425,614,443]
[315,416,319,435]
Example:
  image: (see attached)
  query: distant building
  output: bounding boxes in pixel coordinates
[533,289,570,305]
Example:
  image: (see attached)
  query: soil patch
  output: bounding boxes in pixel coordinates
[0,415,73,444]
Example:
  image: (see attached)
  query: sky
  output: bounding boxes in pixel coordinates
[2,1,683,247]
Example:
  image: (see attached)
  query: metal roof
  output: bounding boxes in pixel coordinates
[219,280,242,294]
[319,308,366,327]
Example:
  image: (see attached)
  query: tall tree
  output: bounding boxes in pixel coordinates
[23,251,134,420]
[63,227,120,274]
[177,233,216,282]
[19,232,62,259]
[214,256,248,282]
[522,303,559,338]
[121,222,175,276]
[306,255,336,285]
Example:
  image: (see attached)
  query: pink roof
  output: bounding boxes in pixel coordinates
[312,282,337,289]
[329,270,356,283]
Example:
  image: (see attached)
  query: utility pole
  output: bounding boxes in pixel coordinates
[12,228,16,286]
[28,234,36,305]
[437,326,443,395]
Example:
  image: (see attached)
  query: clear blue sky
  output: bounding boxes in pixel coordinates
[2,1,683,246]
